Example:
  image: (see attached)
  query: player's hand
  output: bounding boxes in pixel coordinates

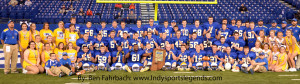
[114,40,117,44]
[193,55,196,59]
[118,30,121,33]
[251,31,255,34]
[179,40,183,44]
[89,52,92,57]
[218,31,221,35]
[214,55,218,58]
[138,39,141,42]
[90,41,93,46]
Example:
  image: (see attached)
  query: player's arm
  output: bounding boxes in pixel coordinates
[188,56,192,67]
[108,55,111,64]
[291,36,297,53]
[171,51,177,61]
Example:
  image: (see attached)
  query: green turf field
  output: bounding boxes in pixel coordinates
[0,69,299,84]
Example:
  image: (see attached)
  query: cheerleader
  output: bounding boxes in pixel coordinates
[269,45,279,71]
[54,42,65,61]
[66,24,79,48]
[41,43,53,67]
[40,22,53,43]
[53,21,66,45]
[251,41,262,58]
[262,43,271,59]
[284,30,300,72]
[268,30,277,47]
[273,46,288,72]
[19,23,31,66]
[275,32,285,46]
[256,30,268,44]
[29,23,39,42]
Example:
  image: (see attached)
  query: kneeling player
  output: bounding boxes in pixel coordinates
[95,45,111,71]
[238,46,256,73]
[177,45,191,71]
[206,45,224,71]
[220,47,238,71]
[123,44,152,73]
[162,44,177,70]
[189,45,206,71]
[111,46,127,70]
[143,43,154,70]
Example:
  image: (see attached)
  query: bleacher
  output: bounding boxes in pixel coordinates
[0,0,298,24]
[284,0,300,10]
[158,0,297,24]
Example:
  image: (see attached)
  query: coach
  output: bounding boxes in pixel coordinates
[1,21,19,74]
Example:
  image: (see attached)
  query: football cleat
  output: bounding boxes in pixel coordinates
[124,65,132,73]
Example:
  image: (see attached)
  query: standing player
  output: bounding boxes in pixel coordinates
[188,32,203,52]
[231,20,246,39]
[228,32,245,56]
[203,33,217,52]
[190,20,204,39]
[179,20,190,38]
[130,20,144,38]
[159,21,173,38]
[110,21,120,37]
[255,19,268,36]
[203,17,220,38]
[123,44,152,73]
[95,21,107,36]
[172,31,187,51]
[244,22,258,49]
[228,18,236,30]
[117,21,131,38]
[65,17,80,32]
[170,20,177,28]
[101,21,112,39]
[143,18,158,37]
[80,21,96,41]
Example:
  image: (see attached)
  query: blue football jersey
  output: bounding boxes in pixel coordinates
[101,27,112,39]
[130,26,144,38]
[120,38,130,51]
[218,28,232,39]
[190,25,204,39]
[224,52,238,61]
[177,51,189,63]
[157,37,172,49]
[255,25,268,36]
[128,50,145,63]
[93,39,108,52]
[129,38,143,49]
[203,37,217,51]
[112,50,128,63]
[214,41,229,52]
[143,24,159,35]
[203,22,220,38]
[172,37,187,50]
[45,59,61,69]
[117,27,131,38]
[142,36,157,49]
[76,38,93,51]
[206,51,224,62]
[78,50,95,62]
[231,26,246,39]
[95,52,110,64]
[188,38,203,51]
[268,26,282,36]
[165,49,177,62]
[179,25,190,38]
[80,27,96,41]
[107,37,121,52]
[238,51,256,63]
[189,50,206,63]
[160,26,173,38]
[227,37,245,54]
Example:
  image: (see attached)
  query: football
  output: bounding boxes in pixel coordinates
[202,56,210,61]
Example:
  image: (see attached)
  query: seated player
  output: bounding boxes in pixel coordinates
[220,47,237,71]
[238,46,256,73]
[123,44,152,73]
[76,46,95,71]
[188,32,203,52]
[176,44,191,71]
[93,34,108,53]
[111,46,127,70]
[143,32,158,49]
[95,45,111,71]
[162,44,177,70]
[189,45,206,71]
[243,53,268,74]
[206,45,224,71]
[45,53,72,77]
[142,43,154,70]
[273,46,288,72]
[228,32,245,56]
[157,33,172,49]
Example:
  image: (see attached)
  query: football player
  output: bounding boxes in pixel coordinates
[65,17,80,32]
[190,20,204,39]
[143,18,158,37]
[159,21,173,38]
[142,43,154,70]
[95,21,107,37]
[123,44,152,73]
[177,44,191,71]
[206,45,224,71]
[157,33,172,49]
[228,18,236,30]
[215,36,229,53]
[120,32,130,52]
[217,24,231,40]
[220,47,237,71]
[179,20,190,38]
[101,21,113,39]
[142,32,158,49]
[231,20,246,39]
[203,33,217,52]
[95,45,111,71]
[93,34,108,53]
[203,16,220,38]
[170,20,177,28]
[76,33,93,52]
[111,46,128,70]
[188,32,204,52]
[76,46,95,70]
[129,33,143,50]
[80,21,96,41]
[130,20,144,38]
[172,31,187,51]
[189,44,206,71]
[162,44,177,70]
[238,46,256,73]
[117,21,131,38]
[244,21,258,49]
[107,30,121,52]
[228,32,245,56]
